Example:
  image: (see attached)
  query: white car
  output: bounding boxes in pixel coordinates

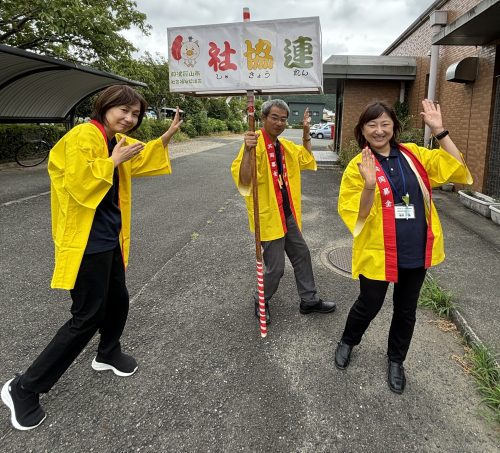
[310,123,334,139]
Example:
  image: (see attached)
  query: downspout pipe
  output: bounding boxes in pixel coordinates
[424,10,448,147]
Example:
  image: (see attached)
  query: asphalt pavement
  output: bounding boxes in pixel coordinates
[0,133,498,452]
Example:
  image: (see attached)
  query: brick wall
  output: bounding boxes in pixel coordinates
[340,81,401,149]
[384,0,497,192]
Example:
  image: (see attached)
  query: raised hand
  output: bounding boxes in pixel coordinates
[161,107,184,146]
[420,99,444,132]
[357,146,377,189]
[303,107,311,132]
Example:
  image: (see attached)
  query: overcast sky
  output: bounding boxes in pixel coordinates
[122,0,436,60]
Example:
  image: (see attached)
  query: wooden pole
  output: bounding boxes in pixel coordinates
[244,7,266,337]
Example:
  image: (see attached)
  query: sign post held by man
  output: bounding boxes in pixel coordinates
[167,12,323,337]
[242,7,265,335]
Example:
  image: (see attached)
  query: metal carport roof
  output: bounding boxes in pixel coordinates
[0,44,146,124]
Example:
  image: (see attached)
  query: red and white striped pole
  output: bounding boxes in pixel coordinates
[243,7,267,337]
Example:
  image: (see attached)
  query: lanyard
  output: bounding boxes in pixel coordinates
[384,156,406,203]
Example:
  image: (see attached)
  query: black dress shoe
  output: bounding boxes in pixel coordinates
[334,341,353,370]
[254,302,271,325]
[299,299,336,315]
[388,360,406,394]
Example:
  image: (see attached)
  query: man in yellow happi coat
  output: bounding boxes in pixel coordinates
[231,99,336,325]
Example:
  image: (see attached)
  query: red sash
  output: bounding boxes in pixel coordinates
[373,144,434,282]
[90,119,108,143]
[260,128,297,234]
[373,155,398,282]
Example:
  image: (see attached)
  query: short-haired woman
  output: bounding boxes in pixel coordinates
[335,99,472,394]
[2,85,182,430]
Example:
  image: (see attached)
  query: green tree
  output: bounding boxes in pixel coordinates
[0,0,150,70]
[180,96,208,117]
[228,97,246,120]
[114,54,180,117]
[206,97,231,121]
[115,53,214,117]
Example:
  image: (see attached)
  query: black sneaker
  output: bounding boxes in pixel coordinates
[1,375,46,430]
[92,352,138,377]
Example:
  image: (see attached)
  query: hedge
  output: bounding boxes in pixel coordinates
[0,115,246,163]
[0,124,66,163]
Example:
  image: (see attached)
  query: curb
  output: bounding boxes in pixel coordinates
[450,307,500,368]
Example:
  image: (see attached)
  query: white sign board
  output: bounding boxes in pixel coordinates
[167,17,322,95]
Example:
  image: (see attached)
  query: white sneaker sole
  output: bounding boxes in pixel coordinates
[1,378,46,431]
[91,358,137,377]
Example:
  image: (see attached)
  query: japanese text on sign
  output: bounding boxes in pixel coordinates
[167,17,322,94]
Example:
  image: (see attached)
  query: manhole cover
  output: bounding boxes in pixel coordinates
[327,246,352,276]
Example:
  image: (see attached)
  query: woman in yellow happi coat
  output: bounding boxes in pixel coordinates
[1,85,182,431]
[334,100,472,394]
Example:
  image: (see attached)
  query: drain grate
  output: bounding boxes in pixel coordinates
[327,246,352,276]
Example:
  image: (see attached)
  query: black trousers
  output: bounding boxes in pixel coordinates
[341,267,427,363]
[21,246,129,394]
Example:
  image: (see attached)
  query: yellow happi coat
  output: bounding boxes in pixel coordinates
[338,143,472,281]
[231,135,317,241]
[48,122,171,290]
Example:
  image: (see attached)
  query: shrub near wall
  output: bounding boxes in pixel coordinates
[400,127,424,146]
[338,140,361,168]
[226,119,245,133]
[0,124,66,163]
[181,120,198,138]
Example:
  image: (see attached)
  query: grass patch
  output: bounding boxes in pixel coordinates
[467,344,500,423]
[419,273,500,424]
[418,273,455,318]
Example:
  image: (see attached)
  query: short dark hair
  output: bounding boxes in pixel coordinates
[91,85,147,132]
[354,100,401,148]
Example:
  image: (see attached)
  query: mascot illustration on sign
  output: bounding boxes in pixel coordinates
[171,35,200,67]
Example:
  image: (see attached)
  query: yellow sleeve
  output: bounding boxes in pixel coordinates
[298,145,317,171]
[231,144,251,196]
[402,143,473,187]
[119,135,172,177]
[280,138,317,171]
[62,128,114,209]
[231,141,266,197]
[338,153,376,237]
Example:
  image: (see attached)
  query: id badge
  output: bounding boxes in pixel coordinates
[395,204,416,220]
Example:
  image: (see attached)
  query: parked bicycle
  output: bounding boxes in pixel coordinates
[15,138,51,167]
